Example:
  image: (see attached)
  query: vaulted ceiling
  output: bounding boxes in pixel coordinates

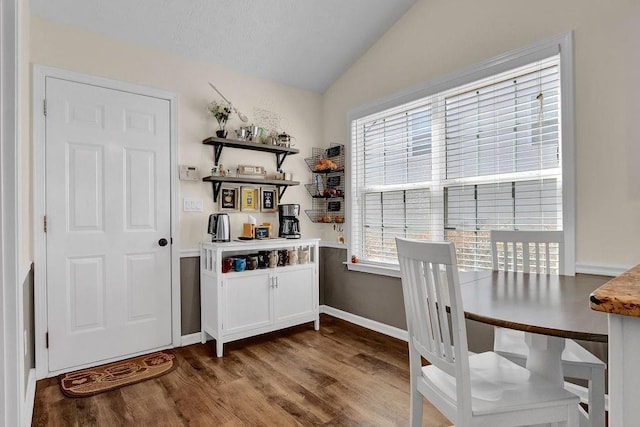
[30,0,417,93]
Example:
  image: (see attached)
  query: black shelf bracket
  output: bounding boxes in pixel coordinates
[277,185,288,200]
[211,181,223,202]
[214,144,224,166]
[276,152,288,170]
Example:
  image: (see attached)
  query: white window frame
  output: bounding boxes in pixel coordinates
[346,32,575,277]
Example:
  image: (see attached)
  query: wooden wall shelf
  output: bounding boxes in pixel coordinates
[202,136,300,170]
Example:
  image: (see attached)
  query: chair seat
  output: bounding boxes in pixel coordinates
[494,328,606,369]
[421,351,580,417]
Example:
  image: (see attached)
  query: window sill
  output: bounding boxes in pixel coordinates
[344,262,401,278]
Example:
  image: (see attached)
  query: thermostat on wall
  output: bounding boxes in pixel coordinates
[179,165,199,181]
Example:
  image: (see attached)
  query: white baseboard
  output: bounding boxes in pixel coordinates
[180,332,202,347]
[23,368,36,427]
[320,305,408,342]
[575,263,631,277]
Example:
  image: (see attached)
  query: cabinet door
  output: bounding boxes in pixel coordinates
[274,267,315,322]
[223,272,272,334]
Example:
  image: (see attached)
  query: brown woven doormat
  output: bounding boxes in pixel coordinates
[59,350,176,398]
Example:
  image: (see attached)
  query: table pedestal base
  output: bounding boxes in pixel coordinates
[525,333,566,386]
[524,333,568,427]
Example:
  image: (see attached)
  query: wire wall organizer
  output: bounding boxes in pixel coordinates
[304,143,345,224]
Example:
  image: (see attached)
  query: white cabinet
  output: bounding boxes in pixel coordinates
[223,271,272,335]
[274,267,315,323]
[200,239,319,357]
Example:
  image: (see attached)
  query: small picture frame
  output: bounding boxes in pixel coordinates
[240,186,260,211]
[260,187,278,213]
[327,200,342,212]
[219,186,239,212]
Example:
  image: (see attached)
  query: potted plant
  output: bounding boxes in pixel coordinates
[208,100,231,138]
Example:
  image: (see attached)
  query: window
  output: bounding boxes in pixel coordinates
[349,36,574,274]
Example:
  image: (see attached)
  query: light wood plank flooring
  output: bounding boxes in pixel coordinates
[32,314,451,426]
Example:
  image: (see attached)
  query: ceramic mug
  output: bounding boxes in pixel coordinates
[288,249,298,265]
[222,257,234,273]
[299,248,309,264]
[268,251,278,268]
[246,255,258,270]
[234,257,246,272]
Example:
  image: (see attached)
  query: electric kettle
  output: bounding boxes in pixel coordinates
[208,213,230,242]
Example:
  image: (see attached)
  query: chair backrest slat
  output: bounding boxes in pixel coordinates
[490,230,564,274]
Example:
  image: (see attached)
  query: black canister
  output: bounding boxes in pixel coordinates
[258,251,269,269]
[277,249,288,266]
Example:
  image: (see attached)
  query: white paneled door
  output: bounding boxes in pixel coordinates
[45,77,172,372]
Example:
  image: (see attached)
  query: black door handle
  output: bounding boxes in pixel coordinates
[158,238,168,247]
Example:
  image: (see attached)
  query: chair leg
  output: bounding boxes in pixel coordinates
[587,368,606,427]
[410,386,423,427]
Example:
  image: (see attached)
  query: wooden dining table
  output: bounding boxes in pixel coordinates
[457,270,611,386]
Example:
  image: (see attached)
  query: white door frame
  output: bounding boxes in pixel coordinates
[33,65,181,378]
[1,0,22,423]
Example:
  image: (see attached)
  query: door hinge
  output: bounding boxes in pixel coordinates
[45,332,49,349]
[43,215,47,233]
[43,99,47,117]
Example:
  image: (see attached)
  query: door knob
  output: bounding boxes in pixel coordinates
[158,238,168,247]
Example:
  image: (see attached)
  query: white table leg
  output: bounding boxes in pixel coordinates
[524,333,566,386]
[608,313,640,427]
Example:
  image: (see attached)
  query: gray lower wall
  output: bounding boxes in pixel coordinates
[180,257,201,336]
[321,247,407,330]
[23,264,35,391]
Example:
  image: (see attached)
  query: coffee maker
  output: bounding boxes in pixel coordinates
[278,204,301,239]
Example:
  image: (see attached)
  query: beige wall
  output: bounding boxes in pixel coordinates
[323,0,640,268]
[30,16,324,250]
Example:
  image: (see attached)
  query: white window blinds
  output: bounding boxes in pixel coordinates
[350,55,562,270]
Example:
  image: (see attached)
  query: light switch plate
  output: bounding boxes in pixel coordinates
[183,197,203,212]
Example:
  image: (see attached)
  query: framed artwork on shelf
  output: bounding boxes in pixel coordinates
[240,186,260,211]
[219,186,239,212]
[260,187,278,213]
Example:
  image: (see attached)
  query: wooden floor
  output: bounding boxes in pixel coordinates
[32,315,451,426]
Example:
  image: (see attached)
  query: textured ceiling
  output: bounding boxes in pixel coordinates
[30,0,417,93]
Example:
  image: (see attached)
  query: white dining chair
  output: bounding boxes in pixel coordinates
[490,230,606,427]
[396,237,580,427]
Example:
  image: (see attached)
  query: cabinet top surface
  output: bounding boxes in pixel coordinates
[201,238,320,250]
